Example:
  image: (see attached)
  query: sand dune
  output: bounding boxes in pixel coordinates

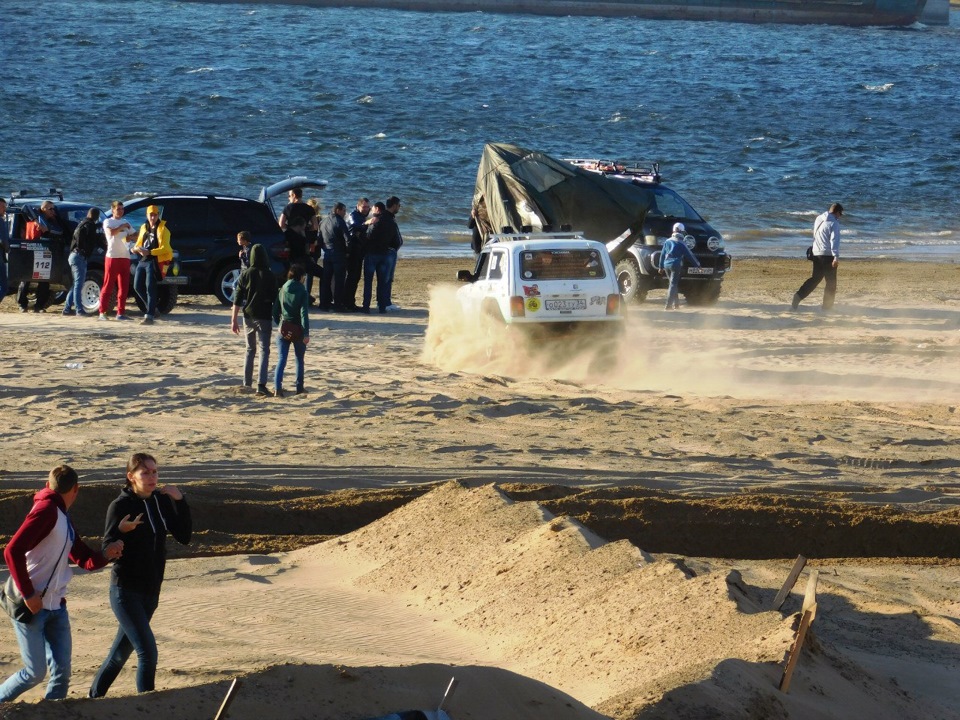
[1,257,959,718]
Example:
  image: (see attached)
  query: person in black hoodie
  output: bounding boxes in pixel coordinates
[89,453,191,698]
[230,243,278,396]
[64,207,104,316]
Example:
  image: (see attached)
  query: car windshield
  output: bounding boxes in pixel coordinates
[519,249,605,280]
[647,187,703,222]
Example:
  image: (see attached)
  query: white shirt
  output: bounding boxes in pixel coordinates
[103,216,135,259]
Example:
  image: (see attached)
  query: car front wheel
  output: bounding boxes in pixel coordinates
[615,258,650,303]
[214,264,242,306]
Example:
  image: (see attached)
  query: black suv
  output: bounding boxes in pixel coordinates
[3,191,180,314]
[122,176,328,305]
[566,160,732,306]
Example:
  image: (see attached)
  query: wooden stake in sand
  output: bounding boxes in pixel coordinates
[214,678,241,720]
[438,676,459,712]
[779,568,820,693]
[779,605,816,693]
[772,555,807,611]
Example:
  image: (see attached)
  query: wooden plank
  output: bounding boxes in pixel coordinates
[802,569,819,620]
[779,605,815,693]
[213,678,241,720]
[772,555,807,611]
[438,676,459,712]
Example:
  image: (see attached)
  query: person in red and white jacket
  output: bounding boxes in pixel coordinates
[0,466,123,703]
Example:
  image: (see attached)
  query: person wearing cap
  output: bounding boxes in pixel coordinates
[132,205,172,325]
[658,222,700,310]
[792,203,844,311]
[16,201,64,312]
[100,201,137,321]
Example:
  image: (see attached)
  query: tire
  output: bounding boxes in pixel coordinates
[615,258,650,303]
[214,263,242,306]
[78,266,104,314]
[157,285,178,314]
[685,281,723,307]
[132,285,178,314]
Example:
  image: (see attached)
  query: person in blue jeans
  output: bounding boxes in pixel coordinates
[363,201,398,313]
[132,206,172,326]
[89,453,191,698]
[658,222,700,310]
[272,264,310,397]
[0,466,122,703]
[63,207,103,316]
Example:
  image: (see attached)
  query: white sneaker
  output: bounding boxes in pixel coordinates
[98,313,109,321]
[386,304,401,311]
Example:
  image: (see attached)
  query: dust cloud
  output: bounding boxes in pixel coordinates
[423,284,960,403]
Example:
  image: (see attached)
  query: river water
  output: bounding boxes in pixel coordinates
[2,0,958,259]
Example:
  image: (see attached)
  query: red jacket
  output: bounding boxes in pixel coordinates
[4,488,107,602]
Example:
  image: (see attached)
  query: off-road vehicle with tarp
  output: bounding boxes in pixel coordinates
[469,143,731,306]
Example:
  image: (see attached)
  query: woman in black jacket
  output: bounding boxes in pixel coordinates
[89,453,191,697]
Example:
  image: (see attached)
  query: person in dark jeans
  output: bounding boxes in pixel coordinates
[318,202,350,310]
[362,202,397,314]
[17,200,65,312]
[64,207,103,316]
[89,453,191,698]
[230,244,278,396]
[344,197,370,310]
[132,206,172,325]
[792,203,844,311]
[0,199,9,307]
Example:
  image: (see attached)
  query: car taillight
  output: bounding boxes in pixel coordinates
[606,293,621,315]
[509,296,526,317]
[270,241,289,261]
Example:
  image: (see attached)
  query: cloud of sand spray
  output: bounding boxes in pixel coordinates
[421,284,626,381]
[424,285,960,402]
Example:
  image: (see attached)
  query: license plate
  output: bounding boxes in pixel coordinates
[687,267,714,275]
[545,299,587,311]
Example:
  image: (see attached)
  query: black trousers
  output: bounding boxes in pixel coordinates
[344,247,365,308]
[796,255,837,310]
[17,281,50,310]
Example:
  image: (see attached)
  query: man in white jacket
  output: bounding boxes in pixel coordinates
[792,203,844,311]
[0,466,123,702]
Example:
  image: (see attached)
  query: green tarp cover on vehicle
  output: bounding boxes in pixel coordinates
[470,143,654,258]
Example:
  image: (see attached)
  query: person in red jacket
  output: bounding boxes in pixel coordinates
[0,466,123,702]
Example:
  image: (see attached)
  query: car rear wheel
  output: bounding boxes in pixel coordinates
[132,285,178,315]
[78,266,104,314]
[214,264,242,306]
[615,258,650,303]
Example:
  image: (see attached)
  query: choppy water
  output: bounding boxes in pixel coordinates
[3,0,959,259]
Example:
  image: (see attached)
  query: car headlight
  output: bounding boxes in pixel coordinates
[683,235,696,250]
[707,236,724,251]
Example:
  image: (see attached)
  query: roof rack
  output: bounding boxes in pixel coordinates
[564,158,661,184]
[10,188,65,201]
[487,231,586,244]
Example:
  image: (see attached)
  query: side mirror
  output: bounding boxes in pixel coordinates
[456,270,474,283]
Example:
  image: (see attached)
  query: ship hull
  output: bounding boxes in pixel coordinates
[199,0,928,26]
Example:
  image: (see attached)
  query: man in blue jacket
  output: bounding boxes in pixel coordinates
[659,223,700,310]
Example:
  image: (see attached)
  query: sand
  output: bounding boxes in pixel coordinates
[0,256,959,719]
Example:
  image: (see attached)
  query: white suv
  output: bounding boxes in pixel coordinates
[456,233,624,339]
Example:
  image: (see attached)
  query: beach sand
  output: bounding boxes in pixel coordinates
[1,256,959,719]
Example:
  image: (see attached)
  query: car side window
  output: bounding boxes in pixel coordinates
[488,251,505,280]
[214,199,279,236]
[473,251,490,280]
[155,198,211,239]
